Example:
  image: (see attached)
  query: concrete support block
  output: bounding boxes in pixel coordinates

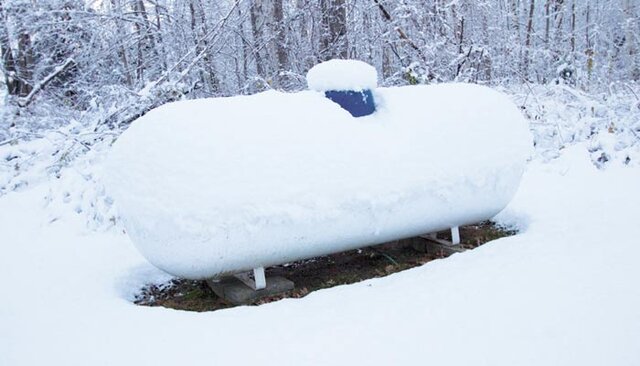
[207,276,294,305]
[413,235,466,256]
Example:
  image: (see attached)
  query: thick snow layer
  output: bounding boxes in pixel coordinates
[306,59,378,91]
[2,145,640,365]
[105,84,531,279]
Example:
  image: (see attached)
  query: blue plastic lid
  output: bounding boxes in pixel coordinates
[324,89,376,117]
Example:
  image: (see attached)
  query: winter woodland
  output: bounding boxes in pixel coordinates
[1,0,639,128]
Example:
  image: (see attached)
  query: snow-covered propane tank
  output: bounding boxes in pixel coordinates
[105,60,532,280]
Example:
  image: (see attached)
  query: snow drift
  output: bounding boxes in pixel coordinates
[306,59,378,92]
[105,63,531,280]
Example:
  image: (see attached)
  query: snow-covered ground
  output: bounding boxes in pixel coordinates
[2,83,640,365]
[2,146,640,365]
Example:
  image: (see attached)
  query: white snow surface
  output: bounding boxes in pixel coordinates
[104,84,531,279]
[306,59,378,91]
[2,144,640,365]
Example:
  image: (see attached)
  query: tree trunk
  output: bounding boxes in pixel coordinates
[523,0,536,80]
[249,0,265,76]
[320,0,347,60]
[544,0,550,47]
[624,0,640,80]
[570,0,576,57]
[16,31,34,96]
[0,0,19,96]
[553,0,564,62]
[195,0,220,93]
[110,0,133,86]
[273,0,287,73]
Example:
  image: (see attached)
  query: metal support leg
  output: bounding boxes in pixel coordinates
[253,267,266,290]
[234,266,267,290]
[451,226,460,245]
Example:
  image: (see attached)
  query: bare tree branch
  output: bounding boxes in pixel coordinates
[17,58,76,108]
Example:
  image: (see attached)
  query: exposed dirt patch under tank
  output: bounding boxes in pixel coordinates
[134,221,515,312]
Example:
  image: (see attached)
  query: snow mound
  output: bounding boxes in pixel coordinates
[306,59,378,91]
[105,83,531,279]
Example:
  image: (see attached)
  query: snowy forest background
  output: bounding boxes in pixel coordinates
[1,0,639,227]
[2,0,639,126]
